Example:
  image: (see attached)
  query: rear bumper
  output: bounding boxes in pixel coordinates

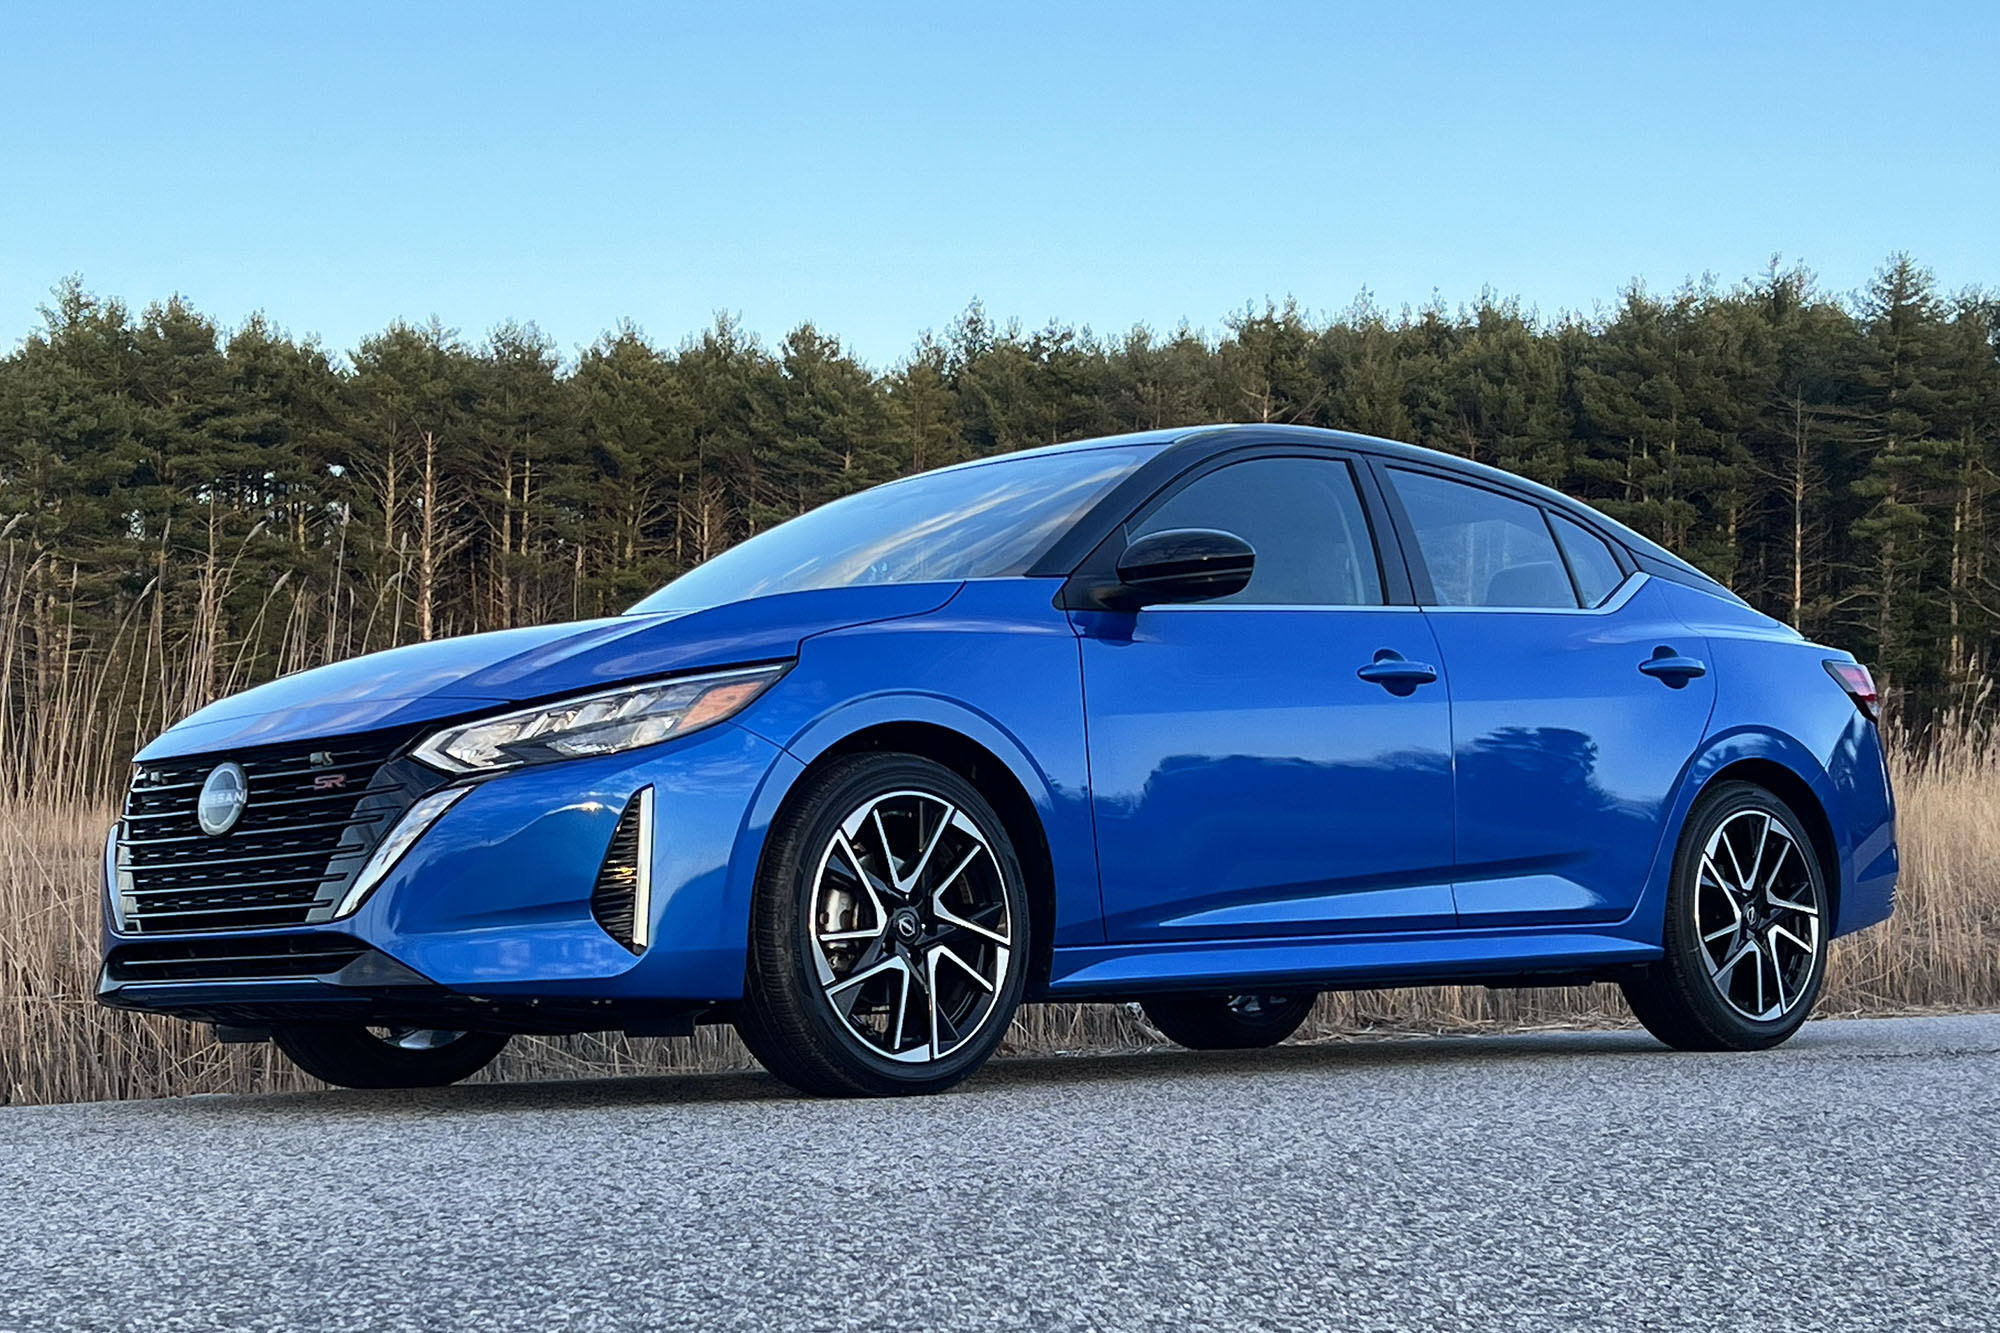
[1830,716,1899,936]
[98,722,798,1031]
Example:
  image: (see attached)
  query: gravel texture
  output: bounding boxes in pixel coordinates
[2,1014,1996,1331]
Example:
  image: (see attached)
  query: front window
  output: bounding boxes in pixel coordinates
[629,444,1158,612]
[1130,456,1385,606]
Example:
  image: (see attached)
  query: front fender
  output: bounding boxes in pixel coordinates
[729,581,1103,951]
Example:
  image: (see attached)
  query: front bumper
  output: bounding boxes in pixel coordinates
[98,721,800,1031]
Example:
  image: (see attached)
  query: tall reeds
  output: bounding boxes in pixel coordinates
[3,723,1993,1106]
[3,533,1994,1105]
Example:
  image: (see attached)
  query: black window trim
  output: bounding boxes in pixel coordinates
[1369,457,1638,612]
[1545,508,1629,610]
[1055,443,1415,611]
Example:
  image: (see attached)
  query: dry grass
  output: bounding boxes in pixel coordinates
[4,731,1995,1107]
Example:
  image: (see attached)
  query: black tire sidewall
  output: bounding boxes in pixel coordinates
[271,1023,509,1089]
[746,753,1031,1094]
[1660,781,1830,1048]
[1140,991,1316,1050]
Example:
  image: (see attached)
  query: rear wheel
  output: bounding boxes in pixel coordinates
[1621,781,1830,1051]
[1140,991,1316,1050]
[271,1023,509,1089]
[735,753,1030,1097]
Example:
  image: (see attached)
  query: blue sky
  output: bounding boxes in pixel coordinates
[2,2,1994,368]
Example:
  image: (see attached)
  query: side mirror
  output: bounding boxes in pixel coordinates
[1106,528,1255,608]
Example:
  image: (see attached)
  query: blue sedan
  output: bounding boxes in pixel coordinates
[101,425,1899,1095]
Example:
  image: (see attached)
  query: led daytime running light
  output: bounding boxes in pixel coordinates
[412,664,787,774]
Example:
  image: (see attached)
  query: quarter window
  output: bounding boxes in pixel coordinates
[1551,512,1626,607]
[1389,469,1577,609]
[1132,457,1384,606]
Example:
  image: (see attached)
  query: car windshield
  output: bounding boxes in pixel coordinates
[628,443,1159,612]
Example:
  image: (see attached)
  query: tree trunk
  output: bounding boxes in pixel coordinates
[418,430,439,641]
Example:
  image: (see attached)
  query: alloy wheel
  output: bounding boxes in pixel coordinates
[808,789,1014,1064]
[1693,809,1823,1022]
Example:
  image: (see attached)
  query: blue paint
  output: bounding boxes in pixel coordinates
[102,425,1899,1026]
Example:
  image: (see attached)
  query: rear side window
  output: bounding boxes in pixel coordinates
[1132,456,1383,606]
[1551,512,1626,607]
[1388,469,1576,609]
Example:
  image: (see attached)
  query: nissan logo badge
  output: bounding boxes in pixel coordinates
[197,762,249,835]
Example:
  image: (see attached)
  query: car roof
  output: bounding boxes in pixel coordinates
[918,428,1185,477]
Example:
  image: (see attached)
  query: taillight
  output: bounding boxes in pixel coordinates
[1824,660,1880,724]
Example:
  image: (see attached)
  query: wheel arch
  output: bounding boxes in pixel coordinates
[772,716,1061,989]
[1698,758,1842,925]
[1643,728,1848,937]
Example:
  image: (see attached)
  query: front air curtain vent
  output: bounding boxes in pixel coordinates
[590,786,654,953]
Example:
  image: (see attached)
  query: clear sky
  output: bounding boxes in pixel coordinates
[2,1,1994,368]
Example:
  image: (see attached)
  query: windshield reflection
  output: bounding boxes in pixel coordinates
[629,445,1156,612]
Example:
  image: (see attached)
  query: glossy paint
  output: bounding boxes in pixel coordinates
[134,583,961,760]
[1648,578,1899,936]
[103,424,1899,1026]
[1074,604,1457,940]
[1425,576,1717,928]
[341,722,791,1000]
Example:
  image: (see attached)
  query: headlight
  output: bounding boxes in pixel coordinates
[412,663,788,774]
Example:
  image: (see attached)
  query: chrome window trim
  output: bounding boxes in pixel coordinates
[1143,572,1646,616]
[1419,571,1647,616]
[1144,603,1421,614]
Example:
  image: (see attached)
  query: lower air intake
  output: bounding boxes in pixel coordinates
[590,787,654,953]
[105,933,368,983]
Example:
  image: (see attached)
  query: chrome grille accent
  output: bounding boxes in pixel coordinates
[117,734,434,934]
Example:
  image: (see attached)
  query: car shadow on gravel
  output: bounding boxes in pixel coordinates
[167,1023,1692,1120]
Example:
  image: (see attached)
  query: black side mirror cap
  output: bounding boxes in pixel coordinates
[1065,527,1255,611]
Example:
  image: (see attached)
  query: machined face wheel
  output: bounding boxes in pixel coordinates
[808,789,1014,1065]
[1693,808,1824,1022]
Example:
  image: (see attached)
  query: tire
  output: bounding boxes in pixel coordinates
[1621,781,1830,1052]
[1140,991,1316,1050]
[734,753,1031,1097]
[271,1023,509,1089]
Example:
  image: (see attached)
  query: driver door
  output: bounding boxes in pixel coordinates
[1071,451,1458,943]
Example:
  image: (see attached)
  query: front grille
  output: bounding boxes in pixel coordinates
[105,933,369,983]
[117,732,437,934]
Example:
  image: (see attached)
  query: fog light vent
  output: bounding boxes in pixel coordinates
[591,787,654,953]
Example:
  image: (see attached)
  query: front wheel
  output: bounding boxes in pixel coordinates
[735,753,1030,1097]
[1140,992,1316,1050]
[270,1023,510,1088]
[1621,781,1830,1051]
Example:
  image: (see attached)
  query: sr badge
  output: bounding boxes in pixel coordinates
[197,762,248,835]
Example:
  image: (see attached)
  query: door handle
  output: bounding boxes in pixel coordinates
[1357,650,1439,695]
[1639,646,1707,687]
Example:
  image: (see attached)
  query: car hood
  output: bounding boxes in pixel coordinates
[135,583,963,761]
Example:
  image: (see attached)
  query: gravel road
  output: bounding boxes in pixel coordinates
[2,1013,1995,1331]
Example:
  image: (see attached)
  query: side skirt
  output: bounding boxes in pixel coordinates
[1042,930,1659,1000]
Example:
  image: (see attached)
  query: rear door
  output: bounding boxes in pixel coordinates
[1075,450,1458,943]
[1377,464,1716,927]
